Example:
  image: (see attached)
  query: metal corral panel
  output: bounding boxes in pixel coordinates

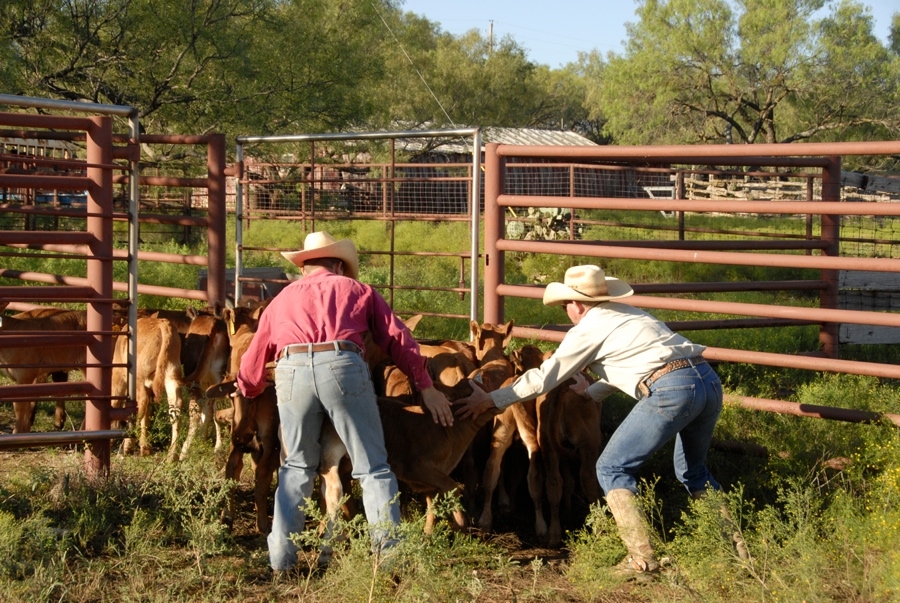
[198,266,289,302]
[839,270,900,344]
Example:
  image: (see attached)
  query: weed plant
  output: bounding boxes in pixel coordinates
[566,376,900,602]
[4,218,900,600]
[0,453,525,602]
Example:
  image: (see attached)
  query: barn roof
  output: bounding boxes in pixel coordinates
[483,127,597,147]
[394,126,597,156]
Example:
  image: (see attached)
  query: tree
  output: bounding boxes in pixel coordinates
[365,9,606,144]
[889,11,900,56]
[0,0,393,139]
[527,63,605,142]
[796,1,900,143]
[370,13,545,129]
[586,0,900,145]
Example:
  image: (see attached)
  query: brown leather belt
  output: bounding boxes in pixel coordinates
[278,340,362,359]
[638,356,707,398]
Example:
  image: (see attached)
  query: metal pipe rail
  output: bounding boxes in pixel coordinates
[483,139,900,429]
[498,239,900,274]
[497,284,900,328]
[0,430,127,450]
[0,269,209,300]
[512,324,900,380]
[0,94,140,477]
[731,395,900,428]
[502,195,898,217]
[498,140,900,159]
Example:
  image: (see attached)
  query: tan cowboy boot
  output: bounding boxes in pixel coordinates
[691,490,751,561]
[605,489,660,578]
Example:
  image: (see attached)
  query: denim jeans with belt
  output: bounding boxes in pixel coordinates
[596,359,723,496]
[267,345,401,570]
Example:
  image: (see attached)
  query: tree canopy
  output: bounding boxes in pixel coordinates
[0,0,898,148]
[585,0,900,145]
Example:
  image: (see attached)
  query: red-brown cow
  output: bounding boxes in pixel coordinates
[537,364,603,547]
[208,302,279,534]
[136,305,232,459]
[0,303,87,433]
[111,316,184,458]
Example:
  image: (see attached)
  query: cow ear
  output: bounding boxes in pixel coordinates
[186,306,199,320]
[502,320,515,347]
[206,380,237,398]
[404,314,423,332]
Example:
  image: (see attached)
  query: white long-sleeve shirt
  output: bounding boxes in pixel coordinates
[490,302,706,409]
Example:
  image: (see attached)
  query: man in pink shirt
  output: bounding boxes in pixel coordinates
[237,231,453,573]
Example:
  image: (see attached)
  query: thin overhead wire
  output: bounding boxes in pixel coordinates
[370,1,474,154]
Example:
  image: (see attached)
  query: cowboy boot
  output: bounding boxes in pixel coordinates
[691,490,751,561]
[605,489,660,577]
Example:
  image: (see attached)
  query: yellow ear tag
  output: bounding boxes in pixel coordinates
[228,317,235,336]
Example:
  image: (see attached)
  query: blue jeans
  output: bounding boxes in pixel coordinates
[267,346,401,571]
[596,359,723,496]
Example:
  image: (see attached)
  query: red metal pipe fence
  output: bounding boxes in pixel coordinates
[0,100,135,477]
[482,141,900,427]
[5,99,900,475]
[0,97,228,475]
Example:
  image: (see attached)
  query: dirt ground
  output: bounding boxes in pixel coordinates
[0,444,634,602]
[0,396,654,601]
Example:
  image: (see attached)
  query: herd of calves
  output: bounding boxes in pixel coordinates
[1,301,605,549]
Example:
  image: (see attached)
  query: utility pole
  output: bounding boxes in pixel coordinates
[489,20,493,55]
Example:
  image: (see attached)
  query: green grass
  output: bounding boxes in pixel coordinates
[0,448,528,602]
[4,216,900,601]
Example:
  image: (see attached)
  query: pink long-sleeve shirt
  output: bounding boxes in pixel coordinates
[236,269,432,398]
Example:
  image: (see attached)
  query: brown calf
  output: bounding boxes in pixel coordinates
[208,379,281,535]
[12,306,85,430]
[537,368,603,547]
[137,305,232,459]
[477,343,604,548]
[475,339,555,542]
[111,316,185,458]
[208,302,279,534]
[0,304,87,433]
[379,379,489,533]
[318,378,487,540]
[178,308,230,459]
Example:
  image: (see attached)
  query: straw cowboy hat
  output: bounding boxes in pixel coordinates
[542,265,633,306]
[281,231,359,279]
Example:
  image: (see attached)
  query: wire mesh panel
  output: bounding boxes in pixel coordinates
[234,129,481,335]
[503,161,822,245]
[485,143,900,368]
[837,178,900,350]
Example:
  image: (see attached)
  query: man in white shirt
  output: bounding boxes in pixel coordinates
[456,265,724,578]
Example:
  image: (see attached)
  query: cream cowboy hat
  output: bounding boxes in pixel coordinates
[281,231,359,280]
[542,265,633,306]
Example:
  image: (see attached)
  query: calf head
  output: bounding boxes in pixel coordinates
[511,344,545,374]
[470,320,514,364]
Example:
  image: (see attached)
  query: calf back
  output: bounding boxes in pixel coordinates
[0,310,87,383]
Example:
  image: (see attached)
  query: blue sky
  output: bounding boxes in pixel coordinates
[398,0,898,69]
